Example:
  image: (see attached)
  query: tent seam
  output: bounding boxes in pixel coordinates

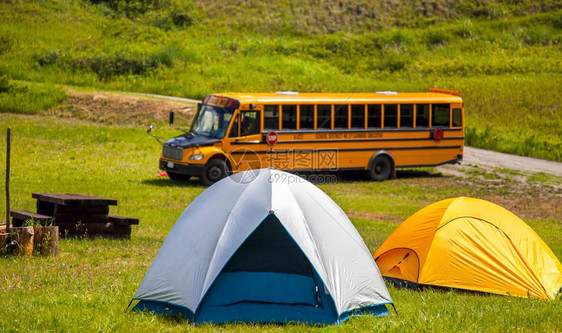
[298,185,393,306]
[302,187,372,259]
[194,214,271,316]
[197,180,271,304]
[436,215,550,299]
[161,181,266,290]
[131,298,195,316]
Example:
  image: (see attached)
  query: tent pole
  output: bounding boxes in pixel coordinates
[5,127,10,232]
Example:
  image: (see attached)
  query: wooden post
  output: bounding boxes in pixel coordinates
[13,226,34,256]
[5,127,10,232]
[0,232,8,255]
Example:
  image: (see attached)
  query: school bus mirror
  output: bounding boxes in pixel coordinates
[169,111,175,125]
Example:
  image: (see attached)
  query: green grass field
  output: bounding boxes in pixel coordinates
[0,111,560,332]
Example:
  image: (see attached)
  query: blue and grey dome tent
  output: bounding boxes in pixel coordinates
[130,169,393,325]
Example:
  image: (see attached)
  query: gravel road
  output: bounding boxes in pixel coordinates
[462,146,562,177]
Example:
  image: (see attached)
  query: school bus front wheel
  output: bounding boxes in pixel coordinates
[200,158,231,186]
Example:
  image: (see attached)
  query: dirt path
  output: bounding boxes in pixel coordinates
[461,146,562,177]
[125,92,202,104]
[48,89,196,126]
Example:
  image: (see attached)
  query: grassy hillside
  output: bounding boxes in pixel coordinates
[0,0,561,160]
[199,0,562,35]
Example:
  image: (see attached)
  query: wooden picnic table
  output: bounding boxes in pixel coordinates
[32,192,118,207]
[11,193,138,239]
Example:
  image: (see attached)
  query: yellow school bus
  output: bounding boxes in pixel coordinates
[158,89,464,185]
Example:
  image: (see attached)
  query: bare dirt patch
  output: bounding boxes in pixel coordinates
[483,195,562,221]
[44,89,196,126]
[347,211,402,223]
[436,164,562,221]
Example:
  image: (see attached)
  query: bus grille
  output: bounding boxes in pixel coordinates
[163,145,184,160]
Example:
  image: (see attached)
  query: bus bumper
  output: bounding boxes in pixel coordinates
[159,159,205,177]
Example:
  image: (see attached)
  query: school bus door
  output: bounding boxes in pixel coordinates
[226,110,264,172]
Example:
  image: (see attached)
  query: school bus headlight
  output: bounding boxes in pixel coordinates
[188,154,204,161]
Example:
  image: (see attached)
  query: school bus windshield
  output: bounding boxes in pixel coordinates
[192,104,234,139]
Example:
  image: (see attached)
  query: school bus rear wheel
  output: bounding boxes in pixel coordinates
[200,159,230,186]
[369,155,393,181]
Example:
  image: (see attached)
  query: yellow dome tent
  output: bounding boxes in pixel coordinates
[373,197,562,300]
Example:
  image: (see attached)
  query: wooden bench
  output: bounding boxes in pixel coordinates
[56,215,138,239]
[10,210,54,227]
[11,193,139,239]
[108,214,139,226]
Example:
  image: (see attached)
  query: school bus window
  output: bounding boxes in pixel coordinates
[264,105,279,130]
[299,105,314,129]
[367,104,381,128]
[317,105,332,129]
[400,104,414,128]
[452,108,462,127]
[416,104,430,127]
[241,111,260,136]
[229,114,240,137]
[334,104,349,128]
[282,104,297,130]
[351,104,365,128]
[384,104,398,128]
[432,104,450,127]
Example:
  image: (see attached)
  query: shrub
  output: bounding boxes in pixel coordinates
[36,49,65,67]
[68,45,179,80]
[521,27,553,46]
[0,78,67,114]
[424,28,453,46]
[88,0,196,29]
[377,29,415,49]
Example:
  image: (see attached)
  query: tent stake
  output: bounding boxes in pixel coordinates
[5,127,10,232]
